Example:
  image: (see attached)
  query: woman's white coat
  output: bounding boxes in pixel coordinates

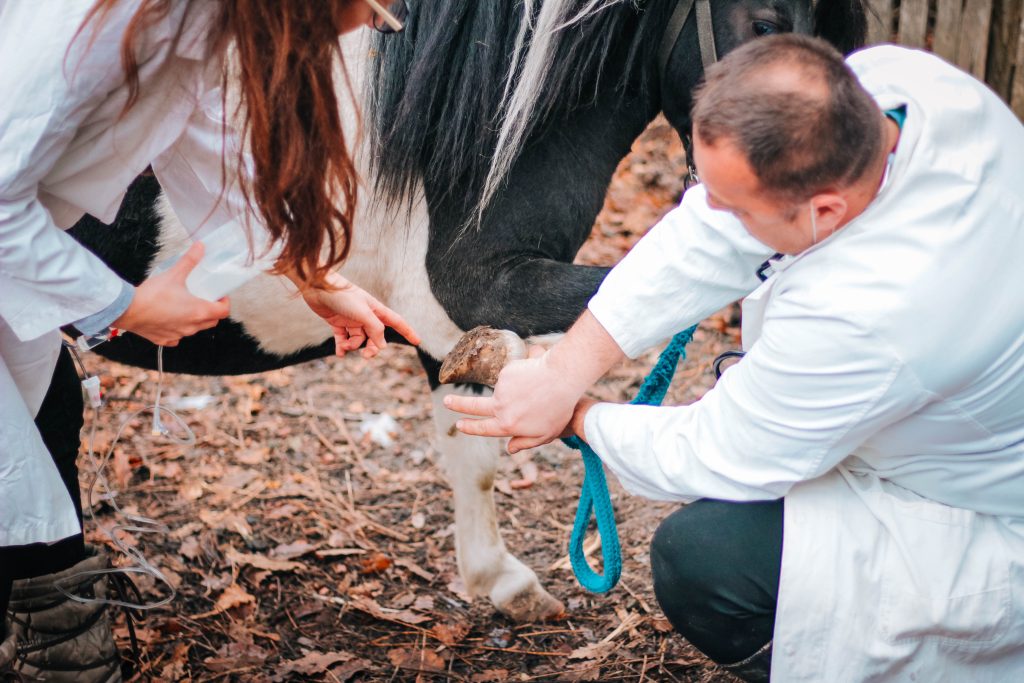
[0,1,246,545]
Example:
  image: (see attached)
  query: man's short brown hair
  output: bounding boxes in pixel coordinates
[692,34,883,203]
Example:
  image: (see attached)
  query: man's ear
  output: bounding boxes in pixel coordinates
[811,192,848,239]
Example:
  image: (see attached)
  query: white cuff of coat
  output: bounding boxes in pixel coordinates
[71,279,134,336]
[582,402,697,503]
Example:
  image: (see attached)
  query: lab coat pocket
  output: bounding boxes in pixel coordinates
[878,493,1011,648]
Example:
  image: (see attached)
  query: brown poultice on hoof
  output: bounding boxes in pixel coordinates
[439,326,528,386]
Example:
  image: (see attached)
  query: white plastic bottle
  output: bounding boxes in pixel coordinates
[154,218,276,301]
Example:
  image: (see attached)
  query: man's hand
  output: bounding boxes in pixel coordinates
[114,242,230,346]
[446,376,602,452]
[300,271,420,358]
[444,310,626,453]
[444,346,583,452]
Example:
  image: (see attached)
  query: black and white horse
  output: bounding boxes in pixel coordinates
[70,0,866,621]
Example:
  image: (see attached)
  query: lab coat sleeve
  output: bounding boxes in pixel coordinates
[584,303,934,502]
[0,1,137,341]
[71,280,135,336]
[152,84,280,269]
[587,185,772,359]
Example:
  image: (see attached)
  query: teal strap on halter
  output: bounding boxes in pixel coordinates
[562,324,698,593]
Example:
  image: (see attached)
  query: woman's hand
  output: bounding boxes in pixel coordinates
[113,242,230,346]
[299,271,420,358]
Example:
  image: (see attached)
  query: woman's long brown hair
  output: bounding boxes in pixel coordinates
[79,0,358,287]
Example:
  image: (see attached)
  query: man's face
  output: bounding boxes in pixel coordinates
[692,131,812,254]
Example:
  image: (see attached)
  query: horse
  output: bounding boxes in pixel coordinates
[69,0,866,622]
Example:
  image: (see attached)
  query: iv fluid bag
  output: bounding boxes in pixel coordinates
[153,218,276,301]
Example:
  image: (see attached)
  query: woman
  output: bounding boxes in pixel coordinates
[1,1,415,678]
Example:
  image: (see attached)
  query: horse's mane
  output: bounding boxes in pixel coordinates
[367,0,866,220]
[367,0,667,214]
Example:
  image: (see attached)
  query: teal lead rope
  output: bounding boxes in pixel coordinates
[561,325,698,593]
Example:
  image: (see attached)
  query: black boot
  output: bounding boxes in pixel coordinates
[6,545,138,683]
[719,641,772,682]
[1,621,23,681]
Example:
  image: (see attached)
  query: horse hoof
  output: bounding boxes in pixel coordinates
[439,326,527,386]
[497,585,565,623]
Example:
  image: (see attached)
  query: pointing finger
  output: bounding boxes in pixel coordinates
[443,394,496,417]
[375,304,420,346]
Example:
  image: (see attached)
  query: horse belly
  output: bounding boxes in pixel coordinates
[153,192,465,362]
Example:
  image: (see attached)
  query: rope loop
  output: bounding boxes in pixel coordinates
[562,325,698,593]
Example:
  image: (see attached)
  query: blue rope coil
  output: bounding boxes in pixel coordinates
[561,325,698,593]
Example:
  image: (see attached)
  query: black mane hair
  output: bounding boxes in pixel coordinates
[366,0,866,217]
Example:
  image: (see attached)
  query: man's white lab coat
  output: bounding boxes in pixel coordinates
[0,1,255,546]
[586,46,1024,680]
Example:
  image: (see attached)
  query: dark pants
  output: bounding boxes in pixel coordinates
[650,498,783,665]
[1,347,86,635]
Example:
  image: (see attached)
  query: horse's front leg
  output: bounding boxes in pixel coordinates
[418,349,564,621]
[424,93,655,337]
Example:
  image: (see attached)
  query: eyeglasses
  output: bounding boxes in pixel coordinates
[365,0,407,34]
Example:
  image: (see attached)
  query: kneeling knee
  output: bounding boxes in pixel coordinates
[650,499,735,592]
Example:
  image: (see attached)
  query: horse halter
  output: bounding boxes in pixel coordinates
[658,0,718,76]
[657,0,719,188]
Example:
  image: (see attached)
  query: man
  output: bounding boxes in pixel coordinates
[445,35,1024,681]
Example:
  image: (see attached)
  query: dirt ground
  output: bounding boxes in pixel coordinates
[81,120,744,682]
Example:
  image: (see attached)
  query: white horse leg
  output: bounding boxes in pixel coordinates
[430,385,564,622]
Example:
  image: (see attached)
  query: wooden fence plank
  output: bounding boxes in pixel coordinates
[866,0,895,44]
[985,0,1023,101]
[957,0,995,77]
[934,0,965,61]
[1012,11,1024,118]
[898,0,931,47]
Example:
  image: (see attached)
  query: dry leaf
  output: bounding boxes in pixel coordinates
[431,621,470,647]
[569,641,615,661]
[393,556,434,581]
[387,647,445,673]
[331,658,372,682]
[471,670,510,682]
[447,576,472,603]
[235,447,268,465]
[202,641,268,672]
[178,535,202,561]
[348,595,431,626]
[650,616,674,633]
[179,481,204,502]
[159,642,190,681]
[559,663,604,681]
[270,540,318,559]
[198,509,253,539]
[274,650,352,678]
[412,595,434,611]
[225,548,305,573]
[358,551,392,574]
[266,503,301,521]
[214,583,255,612]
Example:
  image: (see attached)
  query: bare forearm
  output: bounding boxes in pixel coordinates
[545,309,626,397]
